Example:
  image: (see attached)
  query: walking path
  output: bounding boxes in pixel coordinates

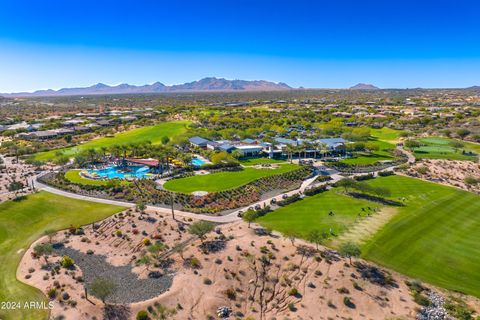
[34,172,324,223]
[397,145,416,164]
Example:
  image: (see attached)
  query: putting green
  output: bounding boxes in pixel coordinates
[411,136,478,160]
[0,192,124,320]
[33,121,190,162]
[163,163,298,193]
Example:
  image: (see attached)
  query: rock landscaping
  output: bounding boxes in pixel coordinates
[53,246,174,303]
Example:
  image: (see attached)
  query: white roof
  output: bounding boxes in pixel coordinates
[235,145,263,150]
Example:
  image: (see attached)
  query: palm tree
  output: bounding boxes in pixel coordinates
[319,142,328,159]
[100,146,108,158]
[231,149,242,160]
[153,145,168,174]
[295,144,303,161]
[163,145,178,173]
[86,148,98,164]
[303,142,312,159]
[285,145,294,163]
[109,145,121,159]
[119,145,128,160]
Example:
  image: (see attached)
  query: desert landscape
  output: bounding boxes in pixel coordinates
[3,5,480,318]
[18,205,480,320]
[403,159,480,194]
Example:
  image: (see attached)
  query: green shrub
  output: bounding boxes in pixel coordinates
[47,288,57,299]
[337,287,350,294]
[288,287,299,296]
[343,296,355,308]
[413,291,431,307]
[136,310,149,320]
[61,255,74,268]
[189,257,201,269]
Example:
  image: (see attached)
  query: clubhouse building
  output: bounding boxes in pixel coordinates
[189,136,348,159]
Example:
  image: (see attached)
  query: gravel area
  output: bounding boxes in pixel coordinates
[54,246,174,304]
[416,292,455,320]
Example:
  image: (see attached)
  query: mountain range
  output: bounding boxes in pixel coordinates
[1,77,292,97]
[349,83,380,90]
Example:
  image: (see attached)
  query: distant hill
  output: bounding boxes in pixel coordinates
[349,83,379,90]
[466,85,480,90]
[2,77,292,97]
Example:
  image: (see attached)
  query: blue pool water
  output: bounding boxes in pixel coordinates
[88,165,150,179]
[191,157,206,166]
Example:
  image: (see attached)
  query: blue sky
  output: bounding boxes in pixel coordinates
[1,0,479,92]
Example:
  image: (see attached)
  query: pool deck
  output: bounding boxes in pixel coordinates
[87,165,151,180]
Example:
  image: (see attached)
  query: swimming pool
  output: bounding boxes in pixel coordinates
[191,157,206,166]
[87,165,151,179]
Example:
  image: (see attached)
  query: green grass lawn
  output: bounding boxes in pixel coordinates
[257,173,480,298]
[64,169,108,186]
[411,136,478,160]
[64,169,129,186]
[239,158,287,166]
[0,192,124,320]
[339,138,396,165]
[33,120,190,162]
[339,152,394,165]
[362,175,480,298]
[163,163,298,193]
[370,127,405,143]
[257,190,381,239]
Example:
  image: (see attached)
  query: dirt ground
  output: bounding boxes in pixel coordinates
[0,156,39,202]
[18,207,480,320]
[403,159,480,193]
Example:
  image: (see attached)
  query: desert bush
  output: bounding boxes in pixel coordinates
[288,287,299,296]
[343,296,355,308]
[136,310,149,320]
[224,288,236,300]
[61,256,74,268]
[337,287,350,294]
[47,288,57,299]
